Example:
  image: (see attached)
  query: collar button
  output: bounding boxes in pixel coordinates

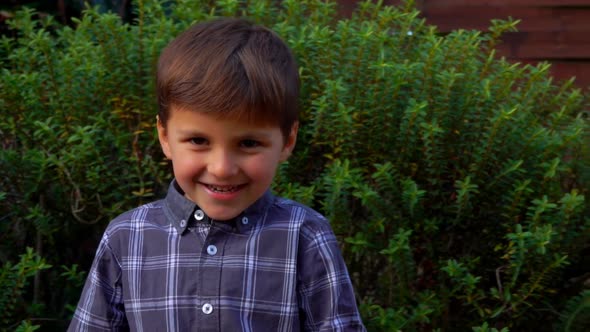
[194,209,205,221]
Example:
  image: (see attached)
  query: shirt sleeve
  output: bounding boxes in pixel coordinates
[297,220,366,332]
[68,232,129,331]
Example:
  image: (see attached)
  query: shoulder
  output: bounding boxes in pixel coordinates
[271,196,326,223]
[101,199,168,247]
[107,199,165,230]
[269,196,336,241]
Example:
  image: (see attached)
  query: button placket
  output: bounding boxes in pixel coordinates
[196,228,224,328]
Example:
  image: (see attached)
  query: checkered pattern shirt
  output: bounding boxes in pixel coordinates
[68,180,365,331]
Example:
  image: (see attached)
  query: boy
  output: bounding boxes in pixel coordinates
[69,18,365,331]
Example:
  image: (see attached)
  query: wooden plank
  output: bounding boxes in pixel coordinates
[422,0,590,7]
[549,61,590,87]
[496,31,590,59]
[497,42,590,59]
[422,6,590,32]
[501,31,590,43]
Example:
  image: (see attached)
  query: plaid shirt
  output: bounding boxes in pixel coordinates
[68,181,365,331]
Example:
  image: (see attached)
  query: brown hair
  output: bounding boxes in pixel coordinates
[157,18,300,139]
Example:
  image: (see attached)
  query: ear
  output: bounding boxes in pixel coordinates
[157,116,172,159]
[279,122,298,162]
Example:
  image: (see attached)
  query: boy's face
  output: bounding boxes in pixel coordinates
[157,106,297,221]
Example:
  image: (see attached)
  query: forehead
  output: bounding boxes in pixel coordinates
[170,103,279,124]
[166,106,282,134]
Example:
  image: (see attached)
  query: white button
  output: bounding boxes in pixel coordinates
[194,209,205,220]
[207,245,217,256]
[179,219,187,227]
[241,216,249,225]
[202,303,213,314]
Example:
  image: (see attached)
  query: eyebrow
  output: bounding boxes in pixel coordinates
[236,132,275,140]
[176,129,275,140]
[177,129,208,137]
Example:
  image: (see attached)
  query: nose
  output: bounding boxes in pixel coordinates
[206,149,238,179]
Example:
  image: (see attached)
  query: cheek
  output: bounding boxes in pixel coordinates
[243,155,280,182]
[172,155,203,176]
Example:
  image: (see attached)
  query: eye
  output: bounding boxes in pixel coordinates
[240,139,261,148]
[189,137,208,145]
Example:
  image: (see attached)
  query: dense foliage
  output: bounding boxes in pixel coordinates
[1,0,588,330]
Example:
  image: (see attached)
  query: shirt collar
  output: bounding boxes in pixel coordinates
[163,179,274,235]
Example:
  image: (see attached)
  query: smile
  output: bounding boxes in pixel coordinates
[205,184,244,193]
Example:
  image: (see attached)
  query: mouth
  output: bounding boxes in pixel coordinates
[203,183,245,193]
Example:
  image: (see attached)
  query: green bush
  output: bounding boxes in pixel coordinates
[0,248,50,331]
[1,0,588,330]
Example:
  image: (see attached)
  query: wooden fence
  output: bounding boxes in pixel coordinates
[338,0,590,88]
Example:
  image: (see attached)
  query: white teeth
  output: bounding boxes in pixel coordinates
[207,185,239,193]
